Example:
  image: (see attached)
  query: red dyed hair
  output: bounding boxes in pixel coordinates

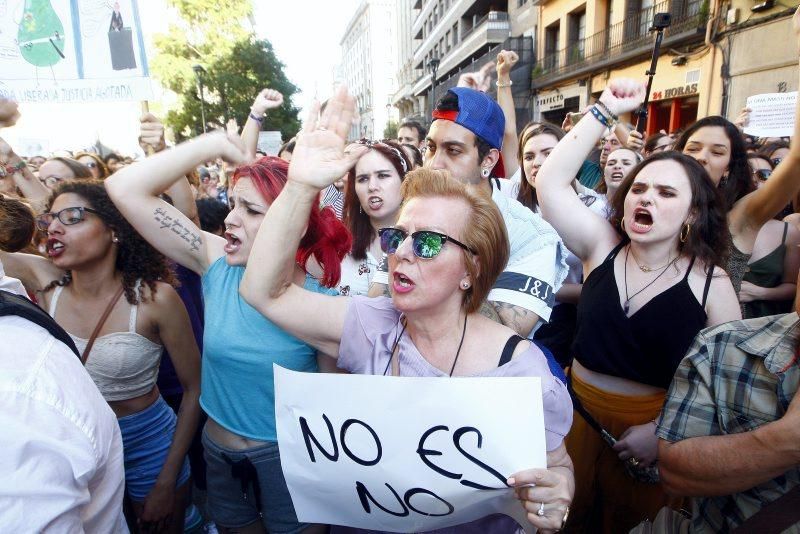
[232,156,352,287]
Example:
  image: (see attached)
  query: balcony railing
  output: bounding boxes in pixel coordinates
[536,0,706,83]
[461,11,510,41]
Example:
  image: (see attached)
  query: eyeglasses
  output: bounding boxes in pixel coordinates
[35,206,100,231]
[42,175,66,188]
[753,169,772,181]
[771,158,783,167]
[379,227,476,259]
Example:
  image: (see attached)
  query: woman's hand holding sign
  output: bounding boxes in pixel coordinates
[508,443,574,532]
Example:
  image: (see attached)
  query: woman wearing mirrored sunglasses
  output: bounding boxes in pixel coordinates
[75,152,110,180]
[0,179,201,533]
[240,87,575,534]
[739,154,800,318]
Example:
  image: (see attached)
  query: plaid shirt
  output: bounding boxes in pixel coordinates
[657,312,800,533]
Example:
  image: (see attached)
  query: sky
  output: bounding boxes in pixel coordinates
[3,0,360,156]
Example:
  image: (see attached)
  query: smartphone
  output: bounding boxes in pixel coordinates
[568,111,585,126]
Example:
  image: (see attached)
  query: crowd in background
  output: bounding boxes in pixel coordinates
[2,10,800,534]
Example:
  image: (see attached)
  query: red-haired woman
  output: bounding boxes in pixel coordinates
[338,139,410,296]
[106,131,351,533]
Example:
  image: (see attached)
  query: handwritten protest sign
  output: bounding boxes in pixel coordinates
[744,92,797,138]
[0,0,152,103]
[275,365,547,533]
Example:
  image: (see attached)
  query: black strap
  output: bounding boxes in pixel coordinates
[782,221,789,244]
[604,239,628,263]
[734,485,800,533]
[683,256,696,281]
[565,371,617,447]
[702,264,715,308]
[491,177,501,191]
[222,453,264,516]
[498,335,525,367]
[0,290,81,359]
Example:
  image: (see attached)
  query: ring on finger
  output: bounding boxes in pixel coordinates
[537,502,545,517]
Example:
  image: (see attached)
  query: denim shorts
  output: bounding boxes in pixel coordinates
[117,396,191,501]
[202,428,307,532]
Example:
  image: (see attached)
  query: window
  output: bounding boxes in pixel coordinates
[568,9,586,63]
[518,0,529,6]
[545,22,560,69]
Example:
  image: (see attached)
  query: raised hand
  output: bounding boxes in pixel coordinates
[598,79,646,118]
[288,85,367,190]
[626,130,644,152]
[458,62,494,92]
[496,50,519,78]
[0,99,20,128]
[139,113,167,153]
[251,88,285,118]
[734,107,751,132]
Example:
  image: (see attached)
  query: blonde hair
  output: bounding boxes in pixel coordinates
[400,168,509,313]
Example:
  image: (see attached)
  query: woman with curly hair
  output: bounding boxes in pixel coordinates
[0,180,201,533]
[105,127,351,533]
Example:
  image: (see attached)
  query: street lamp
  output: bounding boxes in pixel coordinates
[427,57,440,118]
[193,64,207,133]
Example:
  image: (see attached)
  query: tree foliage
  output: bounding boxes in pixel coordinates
[151,0,300,140]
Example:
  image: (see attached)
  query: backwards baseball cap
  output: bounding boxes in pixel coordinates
[432,87,506,176]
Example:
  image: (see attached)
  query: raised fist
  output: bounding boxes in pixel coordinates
[598,79,646,118]
[251,88,285,117]
[496,50,519,78]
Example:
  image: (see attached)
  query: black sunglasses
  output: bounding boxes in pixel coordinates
[35,206,100,231]
[771,158,783,167]
[379,227,476,259]
[753,169,772,181]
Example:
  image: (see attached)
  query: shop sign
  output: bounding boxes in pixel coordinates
[651,83,698,101]
[537,92,565,112]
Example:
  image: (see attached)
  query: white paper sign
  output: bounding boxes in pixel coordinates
[744,92,797,138]
[0,0,152,103]
[275,365,547,533]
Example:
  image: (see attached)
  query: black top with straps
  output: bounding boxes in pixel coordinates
[572,241,713,389]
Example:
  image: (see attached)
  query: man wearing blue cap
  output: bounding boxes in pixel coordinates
[372,87,568,338]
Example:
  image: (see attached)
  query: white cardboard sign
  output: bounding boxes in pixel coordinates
[744,92,797,138]
[274,365,547,533]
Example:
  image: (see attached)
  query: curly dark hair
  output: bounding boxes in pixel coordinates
[42,180,176,304]
[609,151,731,272]
[673,116,754,212]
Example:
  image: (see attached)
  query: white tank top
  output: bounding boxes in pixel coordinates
[49,282,163,402]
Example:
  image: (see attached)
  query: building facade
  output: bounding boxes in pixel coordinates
[340,0,398,140]
[392,0,537,127]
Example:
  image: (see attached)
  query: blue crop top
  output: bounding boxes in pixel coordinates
[200,257,337,441]
[572,241,713,389]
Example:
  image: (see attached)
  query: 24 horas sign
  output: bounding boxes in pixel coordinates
[651,83,699,101]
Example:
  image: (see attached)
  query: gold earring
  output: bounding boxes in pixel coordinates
[680,222,691,243]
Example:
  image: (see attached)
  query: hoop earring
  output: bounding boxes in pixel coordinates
[680,222,691,243]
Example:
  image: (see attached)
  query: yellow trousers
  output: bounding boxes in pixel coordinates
[564,371,683,534]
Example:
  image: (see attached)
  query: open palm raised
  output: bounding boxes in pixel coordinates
[288,85,368,190]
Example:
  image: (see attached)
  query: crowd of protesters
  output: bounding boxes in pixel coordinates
[2,9,800,534]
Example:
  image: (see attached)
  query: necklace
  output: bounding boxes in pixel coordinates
[629,246,673,272]
[382,314,468,377]
[623,245,677,314]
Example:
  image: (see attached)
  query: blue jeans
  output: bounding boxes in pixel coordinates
[202,427,307,532]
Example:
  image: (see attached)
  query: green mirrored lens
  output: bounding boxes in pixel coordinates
[413,232,444,258]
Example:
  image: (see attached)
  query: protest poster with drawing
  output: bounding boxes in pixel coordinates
[0,0,152,103]
[275,365,547,533]
[744,92,797,138]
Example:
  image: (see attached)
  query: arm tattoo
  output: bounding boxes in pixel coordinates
[492,301,540,337]
[479,299,501,323]
[154,207,202,252]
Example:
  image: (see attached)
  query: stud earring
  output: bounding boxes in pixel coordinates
[461,281,470,289]
[481,168,490,178]
[112,236,120,243]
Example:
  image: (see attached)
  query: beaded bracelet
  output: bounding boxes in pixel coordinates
[249,112,264,123]
[595,100,619,122]
[589,105,610,128]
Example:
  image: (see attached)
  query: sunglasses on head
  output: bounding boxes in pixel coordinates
[753,169,772,181]
[379,227,476,259]
[35,206,100,231]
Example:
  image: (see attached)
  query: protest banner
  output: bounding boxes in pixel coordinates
[257,131,283,156]
[0,0,152,103]
[275,365,547,533]
[744,92,797,138]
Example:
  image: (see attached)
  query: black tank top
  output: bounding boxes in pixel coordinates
[572,241,713,389]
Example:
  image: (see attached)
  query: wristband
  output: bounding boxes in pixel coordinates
[249,112,264,123]
[0,160,25,178]
[495,80,512,88]
[589,105,610,128]
[595,100,619,122]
